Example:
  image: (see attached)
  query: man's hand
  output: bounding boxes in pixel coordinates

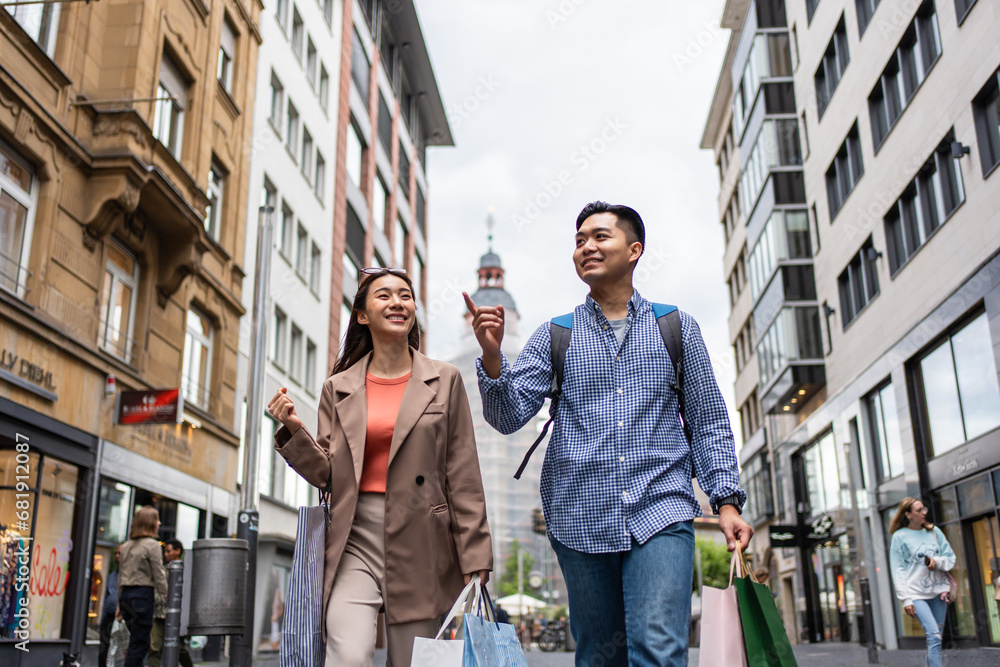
[267,388,303,435]
[463,292,504,378]
[719,504,753,553]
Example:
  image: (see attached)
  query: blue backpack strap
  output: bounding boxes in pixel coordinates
[651,303,691,444]
[514,313,572,480]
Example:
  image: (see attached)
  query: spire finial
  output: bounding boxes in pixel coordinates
[486,206,495,252]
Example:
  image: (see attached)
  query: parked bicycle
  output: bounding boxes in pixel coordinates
[537,620,567,652]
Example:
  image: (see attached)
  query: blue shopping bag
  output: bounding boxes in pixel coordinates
[279,498,329,667]
[463,586,527,666]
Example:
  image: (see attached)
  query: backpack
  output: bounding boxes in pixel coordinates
[513,303,689,479]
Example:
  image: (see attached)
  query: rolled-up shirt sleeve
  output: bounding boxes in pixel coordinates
[681,312,747,514]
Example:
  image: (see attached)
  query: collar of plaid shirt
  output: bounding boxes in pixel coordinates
[476,290,746,553]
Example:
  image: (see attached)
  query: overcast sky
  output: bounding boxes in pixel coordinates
[414,0,742,441]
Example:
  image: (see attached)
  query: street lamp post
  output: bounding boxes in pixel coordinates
[230,206,273,667]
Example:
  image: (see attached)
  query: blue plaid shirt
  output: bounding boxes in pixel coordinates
[476,291,746,553]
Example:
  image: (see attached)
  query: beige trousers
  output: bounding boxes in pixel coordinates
[325,492,439,667]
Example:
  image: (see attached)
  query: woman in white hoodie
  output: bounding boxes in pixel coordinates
[888,497,956,667]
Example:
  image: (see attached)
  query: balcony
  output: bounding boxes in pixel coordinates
[757,306,826,414]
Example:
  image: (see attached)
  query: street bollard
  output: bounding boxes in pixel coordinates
[163,561,184,667]
[859,577,878,664]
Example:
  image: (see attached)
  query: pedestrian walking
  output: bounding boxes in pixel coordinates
[464,201,752,666]
[117,506,166,667]
[268,267,493,667]
[98,544,122,667]
[148,539,193,667]
[889,497,957,667]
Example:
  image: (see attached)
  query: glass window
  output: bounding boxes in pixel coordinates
[100,240,139,362]
[268,72,284,130]
[315,152,326,202]
[273,307,287,366]
[0,142,35,296]
[182,307,213,410]
[319,65,330,111]
[295,224,308,276]
[306,38,317,88]
[933,486,959,524]
[257,563,290,652]
[372,175,387,232]
[801,431,841,517]
[815,17,850,118]
[218,17,237,93]
[825,122,864,218]
[206,161,225,240]
[275,0,289,31]
[866,382,904,481]
[956,474,994,517]
[5,2,60,57]
[279,202,293,257]
[259,418,276,496]
[291,8,304,59]
[345,120,364,187]
[394,217,407,266]
[153,52,187,158]
[411,253,423,302]
[838,237,879,326]
[290,324,303,382]
[309,242,321,294]
[305,339,317,394]
[285,103,299,158]
[339,300,352,345]
[939,522,976,636]
[919,312,1000,456]
[351,28,370,101]
[973,68,1000,175]
[96,479,132,545]
[301,128,313,180]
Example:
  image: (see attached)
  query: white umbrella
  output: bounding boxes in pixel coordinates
[494,593,548,615]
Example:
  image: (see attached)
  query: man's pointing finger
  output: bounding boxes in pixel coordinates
[463,292,478,316]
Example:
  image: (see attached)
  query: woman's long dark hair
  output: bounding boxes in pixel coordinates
[331,272,420,376]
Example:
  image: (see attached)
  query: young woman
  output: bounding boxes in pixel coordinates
[268,267,492,667]
[116,506,167,667]
[888,497,956,667]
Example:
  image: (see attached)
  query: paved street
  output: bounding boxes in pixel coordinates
[361,642,1000,666]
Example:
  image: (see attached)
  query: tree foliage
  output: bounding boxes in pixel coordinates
[695,537,732,591]
[498,540,536,598]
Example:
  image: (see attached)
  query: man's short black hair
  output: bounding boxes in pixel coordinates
[575,201,645,257]
[165,539,184,556]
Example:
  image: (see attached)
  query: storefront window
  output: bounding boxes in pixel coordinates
[802,431,842,517]
[939,522,977,637]
[258,563,290,652]
[957,474,995,517]
[0,451,80,640]
[96,480,132,545]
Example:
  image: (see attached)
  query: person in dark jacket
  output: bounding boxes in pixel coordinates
[98,544,122,667]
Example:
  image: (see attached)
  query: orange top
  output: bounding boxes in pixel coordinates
[359,372,411,493]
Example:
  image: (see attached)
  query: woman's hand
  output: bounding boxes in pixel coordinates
[268,388,303,435]
[926,557,937,571]
[904,605,916,618]
[464,570,490,586]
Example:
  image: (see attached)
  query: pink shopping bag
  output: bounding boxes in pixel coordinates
[698,550,748,667]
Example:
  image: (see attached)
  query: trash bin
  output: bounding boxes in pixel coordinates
[186,538,248,636]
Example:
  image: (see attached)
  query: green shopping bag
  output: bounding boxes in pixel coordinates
[732,551,797,667]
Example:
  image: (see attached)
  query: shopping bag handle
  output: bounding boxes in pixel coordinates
[728,548,759,587]
[434,573,482,640]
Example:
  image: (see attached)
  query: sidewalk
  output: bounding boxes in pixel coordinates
[197,642,1000,666]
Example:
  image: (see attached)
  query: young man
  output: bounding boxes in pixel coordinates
[464,201,752,666]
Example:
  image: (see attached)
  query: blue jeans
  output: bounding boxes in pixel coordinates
[550,521,694,667]
[912,596,947,667]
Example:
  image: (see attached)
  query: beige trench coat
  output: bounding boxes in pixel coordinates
[274,349,493,636]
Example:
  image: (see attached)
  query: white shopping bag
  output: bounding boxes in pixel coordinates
[107,618,130,667]
[699,551,749,667]
[411,574,483,667]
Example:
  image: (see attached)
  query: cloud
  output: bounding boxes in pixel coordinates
[415,0,742,440]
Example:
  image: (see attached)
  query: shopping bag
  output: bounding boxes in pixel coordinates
[733,551,797,667]
[411,574,482,667]
[107,618,130,667]
[463,585,527,667]
[698,550,748,667]
[279,496,329,667]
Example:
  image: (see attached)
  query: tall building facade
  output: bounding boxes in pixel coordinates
[704,0,1000,651]
[0,0,263,664]
[451,237,567,608]
[237,0,451,656]
[236,0,343,659]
